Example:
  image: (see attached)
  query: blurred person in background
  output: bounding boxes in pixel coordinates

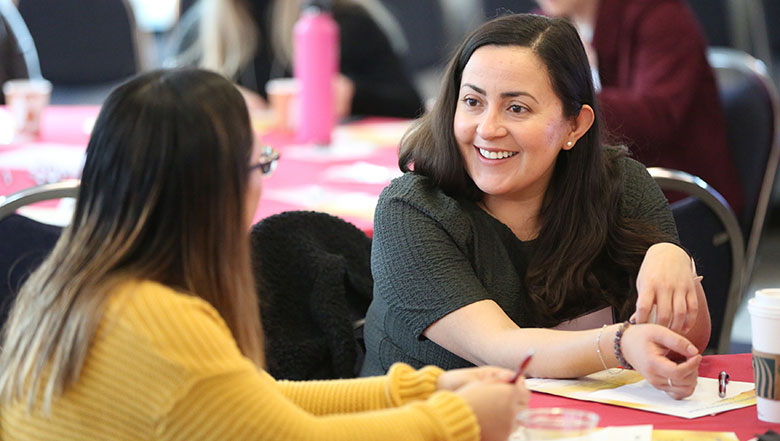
[536,0,743,214]
[170,0,423,119]
[0,68,527,441]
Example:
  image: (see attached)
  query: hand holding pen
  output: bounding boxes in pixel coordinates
[436,359,532,392]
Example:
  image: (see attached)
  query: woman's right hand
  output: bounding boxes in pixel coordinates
[455,377,529,441]
[619,323,701,399]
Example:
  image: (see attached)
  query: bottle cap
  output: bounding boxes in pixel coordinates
[301,0,332,12]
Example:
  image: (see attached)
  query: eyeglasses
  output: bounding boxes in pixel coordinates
[248,145,280,177]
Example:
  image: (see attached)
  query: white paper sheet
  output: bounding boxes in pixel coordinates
[510,424,652,441]
[0,144,85,184]
[526,370,755,419]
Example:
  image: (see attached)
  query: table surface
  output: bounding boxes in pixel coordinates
[0,106,410,234]
[529,353,778,440]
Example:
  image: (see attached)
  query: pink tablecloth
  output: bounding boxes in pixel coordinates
[529,353,778,440]
[0,106,410,235]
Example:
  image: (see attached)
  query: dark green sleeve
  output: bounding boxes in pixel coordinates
[370,176,492,342]
[619,157,680,244]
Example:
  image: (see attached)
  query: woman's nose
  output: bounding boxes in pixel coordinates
[476,107,507,139]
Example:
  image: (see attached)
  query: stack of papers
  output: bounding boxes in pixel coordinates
[525,370,755,419]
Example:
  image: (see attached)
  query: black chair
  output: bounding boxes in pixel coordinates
[376,0,450,101]
[0,0,41,103]
[761,0,780,213]
[763,0,780,79]
[0,214,61,324]
[685,0,738,48]
[708,47,780,287]
[649,168,744,353]
[249,210,373,381]
[0,179,80,219]
[0,180,77,325]
[16,0,143,103]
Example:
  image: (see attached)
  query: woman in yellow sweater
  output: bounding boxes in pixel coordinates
[0,69,528,441]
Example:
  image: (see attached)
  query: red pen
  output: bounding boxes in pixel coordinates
[509,349,535,383]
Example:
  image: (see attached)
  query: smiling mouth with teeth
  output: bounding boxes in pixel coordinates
[478,147,518,160]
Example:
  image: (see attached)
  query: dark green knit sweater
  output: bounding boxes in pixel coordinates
[360,156,678,375]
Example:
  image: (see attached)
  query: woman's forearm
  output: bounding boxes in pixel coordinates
[424,300,624,378]
[488,325,624,378]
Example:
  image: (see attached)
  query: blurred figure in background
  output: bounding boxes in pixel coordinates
[170,0,423,119]
[536,0,744,214]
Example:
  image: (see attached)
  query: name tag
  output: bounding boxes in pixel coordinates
[552,306,613,331]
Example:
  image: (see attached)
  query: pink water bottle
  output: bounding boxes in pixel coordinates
[293,0,339,145]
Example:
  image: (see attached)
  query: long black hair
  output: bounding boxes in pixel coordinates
[400,14,671,324]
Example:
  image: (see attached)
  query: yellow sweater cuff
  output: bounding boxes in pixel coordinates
[424,391,480,441]
[386,363,444,406]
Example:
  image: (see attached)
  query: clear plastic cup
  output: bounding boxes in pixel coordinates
[2,78,52,141]
[515,408,599,440]
[265,78,299,133]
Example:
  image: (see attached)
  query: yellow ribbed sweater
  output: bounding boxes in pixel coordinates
[0,280,479,441]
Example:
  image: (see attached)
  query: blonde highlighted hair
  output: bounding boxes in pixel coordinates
[0,69,265,412]
[198,0,258,77]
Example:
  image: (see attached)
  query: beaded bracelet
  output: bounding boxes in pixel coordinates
[613,319,636,370]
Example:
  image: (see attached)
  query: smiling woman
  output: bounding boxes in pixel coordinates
[361,13,712,401]
[453,45,593,239]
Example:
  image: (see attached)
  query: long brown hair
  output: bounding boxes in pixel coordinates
[0,69,264,411]
[400,14,672,324]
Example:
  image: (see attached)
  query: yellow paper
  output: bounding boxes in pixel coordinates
[652,429,739,441]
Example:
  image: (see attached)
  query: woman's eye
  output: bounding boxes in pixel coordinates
[462,97,479,107]
[509,104,526,113]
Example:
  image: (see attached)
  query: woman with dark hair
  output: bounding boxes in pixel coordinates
[361,14,711,399]
[0,69,527,441]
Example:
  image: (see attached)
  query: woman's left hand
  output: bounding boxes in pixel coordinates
[621,323,701,400]
[436,366,516,391]
[634,242,698,334]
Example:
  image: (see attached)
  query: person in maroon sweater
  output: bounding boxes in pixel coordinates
[536,0,744,215]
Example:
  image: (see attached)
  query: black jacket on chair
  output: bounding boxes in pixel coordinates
[0,214,61,324]
[250,211,373,380]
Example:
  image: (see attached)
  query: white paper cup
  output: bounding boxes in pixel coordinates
[515,408,599,440]
[265,78,299,132]
[748,288,780,423]
[2,79,52,141]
